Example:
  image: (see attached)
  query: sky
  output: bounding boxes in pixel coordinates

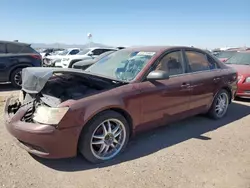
[0,0,249,49]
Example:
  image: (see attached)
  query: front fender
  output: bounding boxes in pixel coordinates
[81,99,126,126]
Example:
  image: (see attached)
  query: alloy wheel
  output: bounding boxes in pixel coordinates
[215,92,229,117]
[90,118,127,160]
[14,70,22,86]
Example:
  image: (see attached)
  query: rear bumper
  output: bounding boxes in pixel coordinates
[236,83,250,98]
[236,92,250,98]
[4,97,81,159]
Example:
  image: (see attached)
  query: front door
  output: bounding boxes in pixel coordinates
[137,50,192,131]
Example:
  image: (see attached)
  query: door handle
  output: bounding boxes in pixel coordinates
[181,83,190,88]
[213,77,221,82]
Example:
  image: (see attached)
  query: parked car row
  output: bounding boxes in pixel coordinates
[55,47,118,68]
[73,50,116,70]
[42,47,121,68]
[39,48,65,58]
[43,48,81,67]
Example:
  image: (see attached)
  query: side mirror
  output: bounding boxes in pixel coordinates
[146,70,169,81]
[88,52,94,56]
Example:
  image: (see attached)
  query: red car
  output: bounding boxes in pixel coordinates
[216,50,238,62]
[4,46,237,163]
[225,51,250,98]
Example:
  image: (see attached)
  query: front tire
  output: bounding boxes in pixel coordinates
[10,68,23,89]
[208,89,230,119]
[78,111,130,163]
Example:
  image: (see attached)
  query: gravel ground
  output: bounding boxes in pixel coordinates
[0,86,250,188]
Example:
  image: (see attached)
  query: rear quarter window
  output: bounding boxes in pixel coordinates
[20,46,38,53]
[6,43,37,54]
[0,43,6,54]
[6,43,23,53]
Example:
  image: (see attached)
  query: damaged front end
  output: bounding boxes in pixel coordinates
[6,67,122,125]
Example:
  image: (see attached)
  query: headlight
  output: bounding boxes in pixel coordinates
[33,106,69,125]
[63,58,70,61]
[245,77,250,83]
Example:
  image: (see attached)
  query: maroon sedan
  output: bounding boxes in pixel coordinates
[5,46,237,163]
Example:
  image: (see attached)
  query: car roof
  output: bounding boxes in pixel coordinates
[121,46,205,53]
[66,48,81,50]
[0,40,30,46]
[237,50,250,54]
[88,47,118,50]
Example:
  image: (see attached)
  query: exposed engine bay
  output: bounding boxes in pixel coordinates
[7,67,125,123]
[26,74,107,107]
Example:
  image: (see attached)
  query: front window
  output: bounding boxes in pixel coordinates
[86,50,157,81]
[69,49,80,55]
[216,51,237,59]
[225,52,250,65]
[60,49,70,55]
[78,49,91,55]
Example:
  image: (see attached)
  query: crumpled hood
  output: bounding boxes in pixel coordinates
[21,67,124,94]
[22,67,88,94]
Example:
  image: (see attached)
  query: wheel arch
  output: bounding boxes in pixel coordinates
[8,64,31,81]
[69,59,82,68]
[76,107,134,151]
[82,107,133,137]
[107,107,134,137]
[221,86,232,103]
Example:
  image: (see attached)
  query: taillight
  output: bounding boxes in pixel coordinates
[30,54,42,59]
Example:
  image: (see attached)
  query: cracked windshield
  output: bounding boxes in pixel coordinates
[86,50,156,81]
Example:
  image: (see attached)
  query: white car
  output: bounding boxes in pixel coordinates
[39,48,65,58]
[56,47,117,68]
[43,48,81,67]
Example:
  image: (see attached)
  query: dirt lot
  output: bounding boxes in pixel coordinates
[0,84,250,188]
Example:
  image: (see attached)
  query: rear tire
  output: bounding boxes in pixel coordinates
[78,110,130,164]
[10,68,23,89]
[208,89,230,119]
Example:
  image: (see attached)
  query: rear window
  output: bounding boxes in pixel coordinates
[6,43,37,54]
[216,51,237,59]
[225,52,250,65]
[20,46,38,53]
[0,43,6,54]
[6,43,23,53]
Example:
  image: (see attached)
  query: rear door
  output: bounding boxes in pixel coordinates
[183,49,220,113]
